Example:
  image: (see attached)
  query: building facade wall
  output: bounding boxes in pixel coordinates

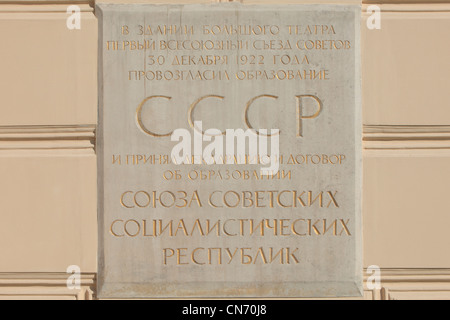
[0,0,449,300]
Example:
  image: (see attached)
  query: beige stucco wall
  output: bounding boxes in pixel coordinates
[0,0,449,300]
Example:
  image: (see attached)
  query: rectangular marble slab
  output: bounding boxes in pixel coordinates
[97,3,362,298]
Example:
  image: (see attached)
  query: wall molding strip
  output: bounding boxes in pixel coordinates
[0,125,96,153]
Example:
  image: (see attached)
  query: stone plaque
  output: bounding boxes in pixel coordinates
[97,3,362,298]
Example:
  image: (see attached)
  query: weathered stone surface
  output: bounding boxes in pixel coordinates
[97,3,362,298]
